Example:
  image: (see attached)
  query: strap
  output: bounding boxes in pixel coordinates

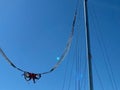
[41,9,77,75]
[0,48,25,72]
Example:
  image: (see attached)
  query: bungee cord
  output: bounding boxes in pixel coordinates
[0,48,25,72]
[39,8,77,75]
[0,4,78,83]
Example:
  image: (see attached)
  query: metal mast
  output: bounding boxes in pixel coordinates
[83,0,94,90]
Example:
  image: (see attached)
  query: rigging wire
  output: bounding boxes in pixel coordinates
[76,35,81,90]
[61,0,83,89]
[61,56,70,90]
[67,52,76,90]
[90,3,118,90]
[81,50,87,90]
[68,0,79,90]
[75,19,83,90]
[73,0,87,90]
[74,10,87,90]
[61,34,78,90]
[61,31,79,90]
[92,61,105,90]
[88,4,105,90]
[94,23,118,90]
[61,36,75,90]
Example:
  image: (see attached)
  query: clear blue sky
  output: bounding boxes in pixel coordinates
[0,0,120,90]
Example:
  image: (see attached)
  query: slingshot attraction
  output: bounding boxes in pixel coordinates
[0,4,77,83]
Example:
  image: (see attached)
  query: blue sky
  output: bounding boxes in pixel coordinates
[0,0,120,90]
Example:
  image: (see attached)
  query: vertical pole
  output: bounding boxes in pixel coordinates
[83,0,94,90]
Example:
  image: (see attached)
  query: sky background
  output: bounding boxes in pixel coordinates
[0,0,120,90]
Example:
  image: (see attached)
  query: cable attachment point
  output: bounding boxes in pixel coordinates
[23,72,41,83]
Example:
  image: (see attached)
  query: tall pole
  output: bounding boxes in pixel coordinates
[83,0,94,90]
